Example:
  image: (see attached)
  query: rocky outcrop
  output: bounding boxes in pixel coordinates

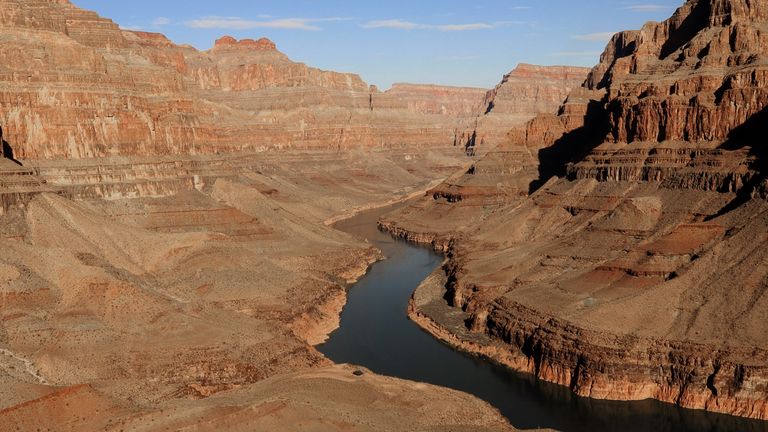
[382,0,768,420]
[466,64,591,151]
[212,35,277,51]
[377,219,453,252]
[485,64,592,117]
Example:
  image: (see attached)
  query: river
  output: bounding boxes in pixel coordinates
[318,205,768,432]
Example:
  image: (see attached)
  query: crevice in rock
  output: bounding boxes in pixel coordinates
[706,364,721,397]
[569,355,587,391]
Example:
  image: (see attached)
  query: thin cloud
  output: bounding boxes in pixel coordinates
[438,23,493,31]
[363,19,517,32]
[185,16,350,31]
[551,51,603,57]
[152,17,171,26]
[624,4,671,12]
[364,19,419,30]
[509,6,533,10]
[572,31,617,42]
[437,54,484,61]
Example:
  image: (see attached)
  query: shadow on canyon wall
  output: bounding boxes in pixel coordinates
[529,99,610,194]
[660,0,712,60]
[0,126,22,166]
[707,106,768,219]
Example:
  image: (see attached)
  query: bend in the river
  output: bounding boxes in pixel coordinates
[319,205,768,432]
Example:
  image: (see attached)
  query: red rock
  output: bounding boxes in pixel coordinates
[376,84,487,117]
[382,0,768,421]
[0,0,589,164]
[213,36,277,51]
[466,64,591,150]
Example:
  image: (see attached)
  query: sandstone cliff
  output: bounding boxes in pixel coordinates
[0,0,585,163]
[382,0,768,420]
[0,0,483,159]
[464,64,591,152]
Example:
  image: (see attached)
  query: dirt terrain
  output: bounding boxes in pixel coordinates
[1,364,516,432]
[0,147,527,431]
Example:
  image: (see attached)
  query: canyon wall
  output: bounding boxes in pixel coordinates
[0,0,588,162]
[382,0,768,420]
[465,64,591,151]
[0,0,478,159]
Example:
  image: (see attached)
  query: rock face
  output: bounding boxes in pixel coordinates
[0,0,589,213]
[0,0,480,159]
[0,4,467,165]
[375,83,487,117]
[382,0,768,420]
[0,0,584,162]
[465,64,591,151]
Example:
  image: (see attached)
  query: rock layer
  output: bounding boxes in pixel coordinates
[382,0,768,420]
[0,0,584,162]
[465,64,591,151]
[0,0,487,159]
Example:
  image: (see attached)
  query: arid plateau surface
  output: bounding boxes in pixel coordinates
[0,0,767,430]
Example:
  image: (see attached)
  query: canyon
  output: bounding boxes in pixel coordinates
[2,0,766,429]
[382,0,768,422]
[0,0,593,431]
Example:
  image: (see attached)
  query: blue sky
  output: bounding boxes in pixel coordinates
[71,0,683,89]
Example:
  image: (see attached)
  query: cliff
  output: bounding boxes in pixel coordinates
[0,0,479,160]
[377,84,487,117]
[465,64,591,151]
[382,0,768,420]
[0,0,585,162]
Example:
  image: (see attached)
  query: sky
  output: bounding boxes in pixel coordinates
[70,0,684,90]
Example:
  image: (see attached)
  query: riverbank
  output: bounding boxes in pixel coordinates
[322,179,446,227]
[0,148,522,432]
[325,204,768,431]
[378,216,768,424]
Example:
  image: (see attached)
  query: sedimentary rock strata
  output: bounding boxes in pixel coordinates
[0,1,533,429]
[383,0,768,420]
[0,1,584,161]
[0,0,467,158]
[465,64,591,151]
[0,0,493,161]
